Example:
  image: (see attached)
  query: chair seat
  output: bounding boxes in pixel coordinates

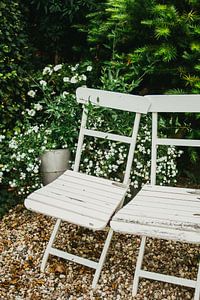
[111,185,200,243]
[25,170,127,230]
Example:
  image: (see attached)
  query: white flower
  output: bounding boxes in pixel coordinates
[70,76,78,84]
[63,77,70,82]
[45,129,52,134]
[27,90,36,98]
[71,66,77,71]
[54,64,62,71]
[9,180,17,188]
[27,109,36,117]
[42,66,52,75]
[32,125,39,133]
[87,66,92,71]
[33,166,39,173]
[34,103,43,111]
[62,91,69,98]
[28,149,34,153]
[26,163,34,172]
[0,135,5,142]
[80,74,87,81]
[39,80,47,87]
[9,140,18,149]
[62,144,68,148]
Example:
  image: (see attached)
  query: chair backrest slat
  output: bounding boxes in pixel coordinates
[147,95,200,186]
[157,138,200,147]
[74,87,150,185]
[146,94,200,112]
[77,87,150,113]
[83,129,133,144]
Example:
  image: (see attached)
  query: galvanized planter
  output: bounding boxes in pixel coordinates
[40,149,70,185]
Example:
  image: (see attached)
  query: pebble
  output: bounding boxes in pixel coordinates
[0,204,198,299]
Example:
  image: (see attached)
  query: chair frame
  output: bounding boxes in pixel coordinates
[132,94,200,299]
[38,87,150,288]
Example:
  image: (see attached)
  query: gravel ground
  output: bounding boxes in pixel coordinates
[0,204,199,300]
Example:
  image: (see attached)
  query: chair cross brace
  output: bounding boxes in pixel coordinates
[132,236,200,299]
[41,218,114,288]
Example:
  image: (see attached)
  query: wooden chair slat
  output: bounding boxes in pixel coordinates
[77,87,150,113]
[146,94,200,112]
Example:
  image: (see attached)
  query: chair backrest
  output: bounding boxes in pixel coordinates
[74,87,151,185]
[145,94,200,185]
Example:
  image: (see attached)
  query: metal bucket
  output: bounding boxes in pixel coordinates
[40,149,70,185]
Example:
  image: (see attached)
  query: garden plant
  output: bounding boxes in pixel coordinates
[1,0,200,216]
[1,62,182,206]
[1,1,200,299]
[1,62,93,199]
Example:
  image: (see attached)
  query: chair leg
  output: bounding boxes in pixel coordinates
[132,236,146,296]
[41,218,61,272]
[194,260,200,300]
[92,228,114,289]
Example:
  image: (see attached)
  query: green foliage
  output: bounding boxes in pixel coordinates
[85,0,200,94]
[0,0,33,135]
[1,0,200,214]
[79,82,182,196]
[0,62,93,197]
[85,0,200,180]
[25,62,93,149]
[23,0,97,64]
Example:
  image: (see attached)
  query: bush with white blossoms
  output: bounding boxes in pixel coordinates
[74,67,183,197]
[1,125,47,195]
[0,62,93,196]
[24,61,93,149]
[77,109,183,198]
[1,61,182,199]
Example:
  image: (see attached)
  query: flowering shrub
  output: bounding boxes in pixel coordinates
[78,110,183,198]
[68,68,182,199]
[1,61,182,200]
[0,62,93,196]
[24,62,93,149]
[1,126,45,195]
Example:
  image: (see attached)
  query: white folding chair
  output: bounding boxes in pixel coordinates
[111,94,200,299]
[24,87,150,288]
